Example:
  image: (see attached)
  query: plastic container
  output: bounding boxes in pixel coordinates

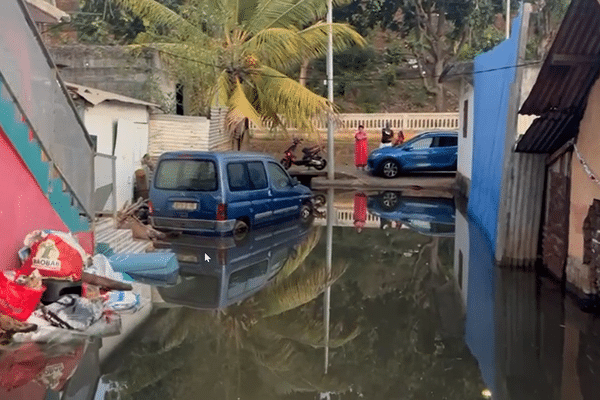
[108,252,179,285]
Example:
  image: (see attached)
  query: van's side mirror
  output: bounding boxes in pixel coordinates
[291,177,300,186]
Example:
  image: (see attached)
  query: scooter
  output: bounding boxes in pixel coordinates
[281,138,327,170]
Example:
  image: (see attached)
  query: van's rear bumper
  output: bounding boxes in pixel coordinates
[150,217,236,233]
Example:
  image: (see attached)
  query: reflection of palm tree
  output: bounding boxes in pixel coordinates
[108,226,358,399]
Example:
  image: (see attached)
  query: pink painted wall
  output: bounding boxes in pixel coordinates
[0,127,69,271]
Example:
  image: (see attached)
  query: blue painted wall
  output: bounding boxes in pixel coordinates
[467,11,523,251]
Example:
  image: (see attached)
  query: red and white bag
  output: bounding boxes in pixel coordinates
[19,230,90,281]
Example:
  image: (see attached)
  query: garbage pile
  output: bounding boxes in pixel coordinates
[0,229,169,346]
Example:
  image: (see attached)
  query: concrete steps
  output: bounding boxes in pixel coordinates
[94,217,152,254]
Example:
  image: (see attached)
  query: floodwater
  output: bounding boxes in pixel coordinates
[2,189,600,399]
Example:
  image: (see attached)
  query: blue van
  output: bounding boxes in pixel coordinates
[149,151,313,235]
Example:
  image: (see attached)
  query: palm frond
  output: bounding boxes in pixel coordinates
[257,310,361,348]
[297,22,367,58]
[254,260,348,317]
[114,0,199,39]
[255,66,333,131]
[274,226,322,284]
[228,78,264,129]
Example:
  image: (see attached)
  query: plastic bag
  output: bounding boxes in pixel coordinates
[42,295,103,331]
[0,272,45,321]
[20,230,90,281]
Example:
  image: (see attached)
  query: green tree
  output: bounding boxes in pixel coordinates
[113,0,365,137]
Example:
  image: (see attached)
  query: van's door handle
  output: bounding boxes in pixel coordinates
[268,189,272,196]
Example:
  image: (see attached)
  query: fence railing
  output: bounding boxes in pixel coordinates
[94,153,117,216]
[251,112,459,139]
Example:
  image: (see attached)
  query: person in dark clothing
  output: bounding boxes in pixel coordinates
[380,121,394,148]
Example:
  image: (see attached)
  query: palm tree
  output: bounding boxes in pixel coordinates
[114,0,365,137]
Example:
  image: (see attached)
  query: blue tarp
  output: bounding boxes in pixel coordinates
[467,11,523,251]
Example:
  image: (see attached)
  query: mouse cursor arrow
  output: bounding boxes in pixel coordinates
[205,253,211,262]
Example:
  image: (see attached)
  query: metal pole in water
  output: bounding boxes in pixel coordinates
[326,0,335,181]
[324,188,334,373]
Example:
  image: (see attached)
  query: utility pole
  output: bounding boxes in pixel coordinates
[326,0,334,180]
[506,0,510,38]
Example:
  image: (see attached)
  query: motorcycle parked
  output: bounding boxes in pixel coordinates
[280,138,327,170]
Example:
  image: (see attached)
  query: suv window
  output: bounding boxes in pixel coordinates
[155,159,217,191]
[411,137,433,150]
[228,162,268,191]
[434,136,458,147]
[268,162,292,189]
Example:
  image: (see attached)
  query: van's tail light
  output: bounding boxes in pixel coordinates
[216,203,227,221]
[148,201,154,214]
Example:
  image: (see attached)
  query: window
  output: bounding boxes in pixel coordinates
[247,162,268,189]
[227,162,268,191]
[435,136,458,147]
[268,162,292,189]
[227,260,269,298]
[462,99,469,138]
[227,163,251,191]
[154,160,217,191]
[411,137,433,150]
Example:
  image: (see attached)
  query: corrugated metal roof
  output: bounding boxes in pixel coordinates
[520,0,600,115]
[65,82,158,108]
[516,0,600,153]
[515,111,581,152]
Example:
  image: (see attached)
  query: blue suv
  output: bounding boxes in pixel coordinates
[367,131,458,178]
[149,152,313,235]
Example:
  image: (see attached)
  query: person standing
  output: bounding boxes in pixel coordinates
[380,121,394,148]
[354,124,368,170]
[395,129,405,146]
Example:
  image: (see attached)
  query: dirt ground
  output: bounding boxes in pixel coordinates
[246,137,383,167]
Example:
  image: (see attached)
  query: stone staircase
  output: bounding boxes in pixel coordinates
[94,217,152,254]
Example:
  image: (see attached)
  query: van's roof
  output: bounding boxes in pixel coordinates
[159,151,277,162]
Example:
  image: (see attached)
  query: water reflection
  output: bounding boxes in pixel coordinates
[103,191,488,399]
[154,219,314,310]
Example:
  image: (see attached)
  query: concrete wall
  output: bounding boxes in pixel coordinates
[567,77,600,293]
[50,45,175,109]
[458,82,474,193]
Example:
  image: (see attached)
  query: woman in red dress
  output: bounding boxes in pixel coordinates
[354,124,368,170]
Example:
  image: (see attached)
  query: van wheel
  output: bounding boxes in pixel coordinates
[233,219,249,242]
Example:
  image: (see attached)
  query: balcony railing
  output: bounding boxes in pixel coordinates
[251,112,459,139]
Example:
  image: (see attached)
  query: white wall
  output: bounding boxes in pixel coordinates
[83,102,149,155]
[454,209,470,307]
[148,114,211,158]
[83,102,149,209]
[458,83,474,182]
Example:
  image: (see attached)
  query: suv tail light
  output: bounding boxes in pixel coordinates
[216,203,227,221]
[148,201,154,214]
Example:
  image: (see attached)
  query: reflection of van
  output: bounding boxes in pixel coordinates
[155,220,311,309]
[149,152,313,235]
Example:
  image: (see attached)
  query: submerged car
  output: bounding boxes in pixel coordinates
[367,131,458,178]
[367,191,455,236]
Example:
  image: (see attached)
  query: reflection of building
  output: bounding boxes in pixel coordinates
[456,206,600,399]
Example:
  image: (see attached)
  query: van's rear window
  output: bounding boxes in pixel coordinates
[154,160,217,191]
